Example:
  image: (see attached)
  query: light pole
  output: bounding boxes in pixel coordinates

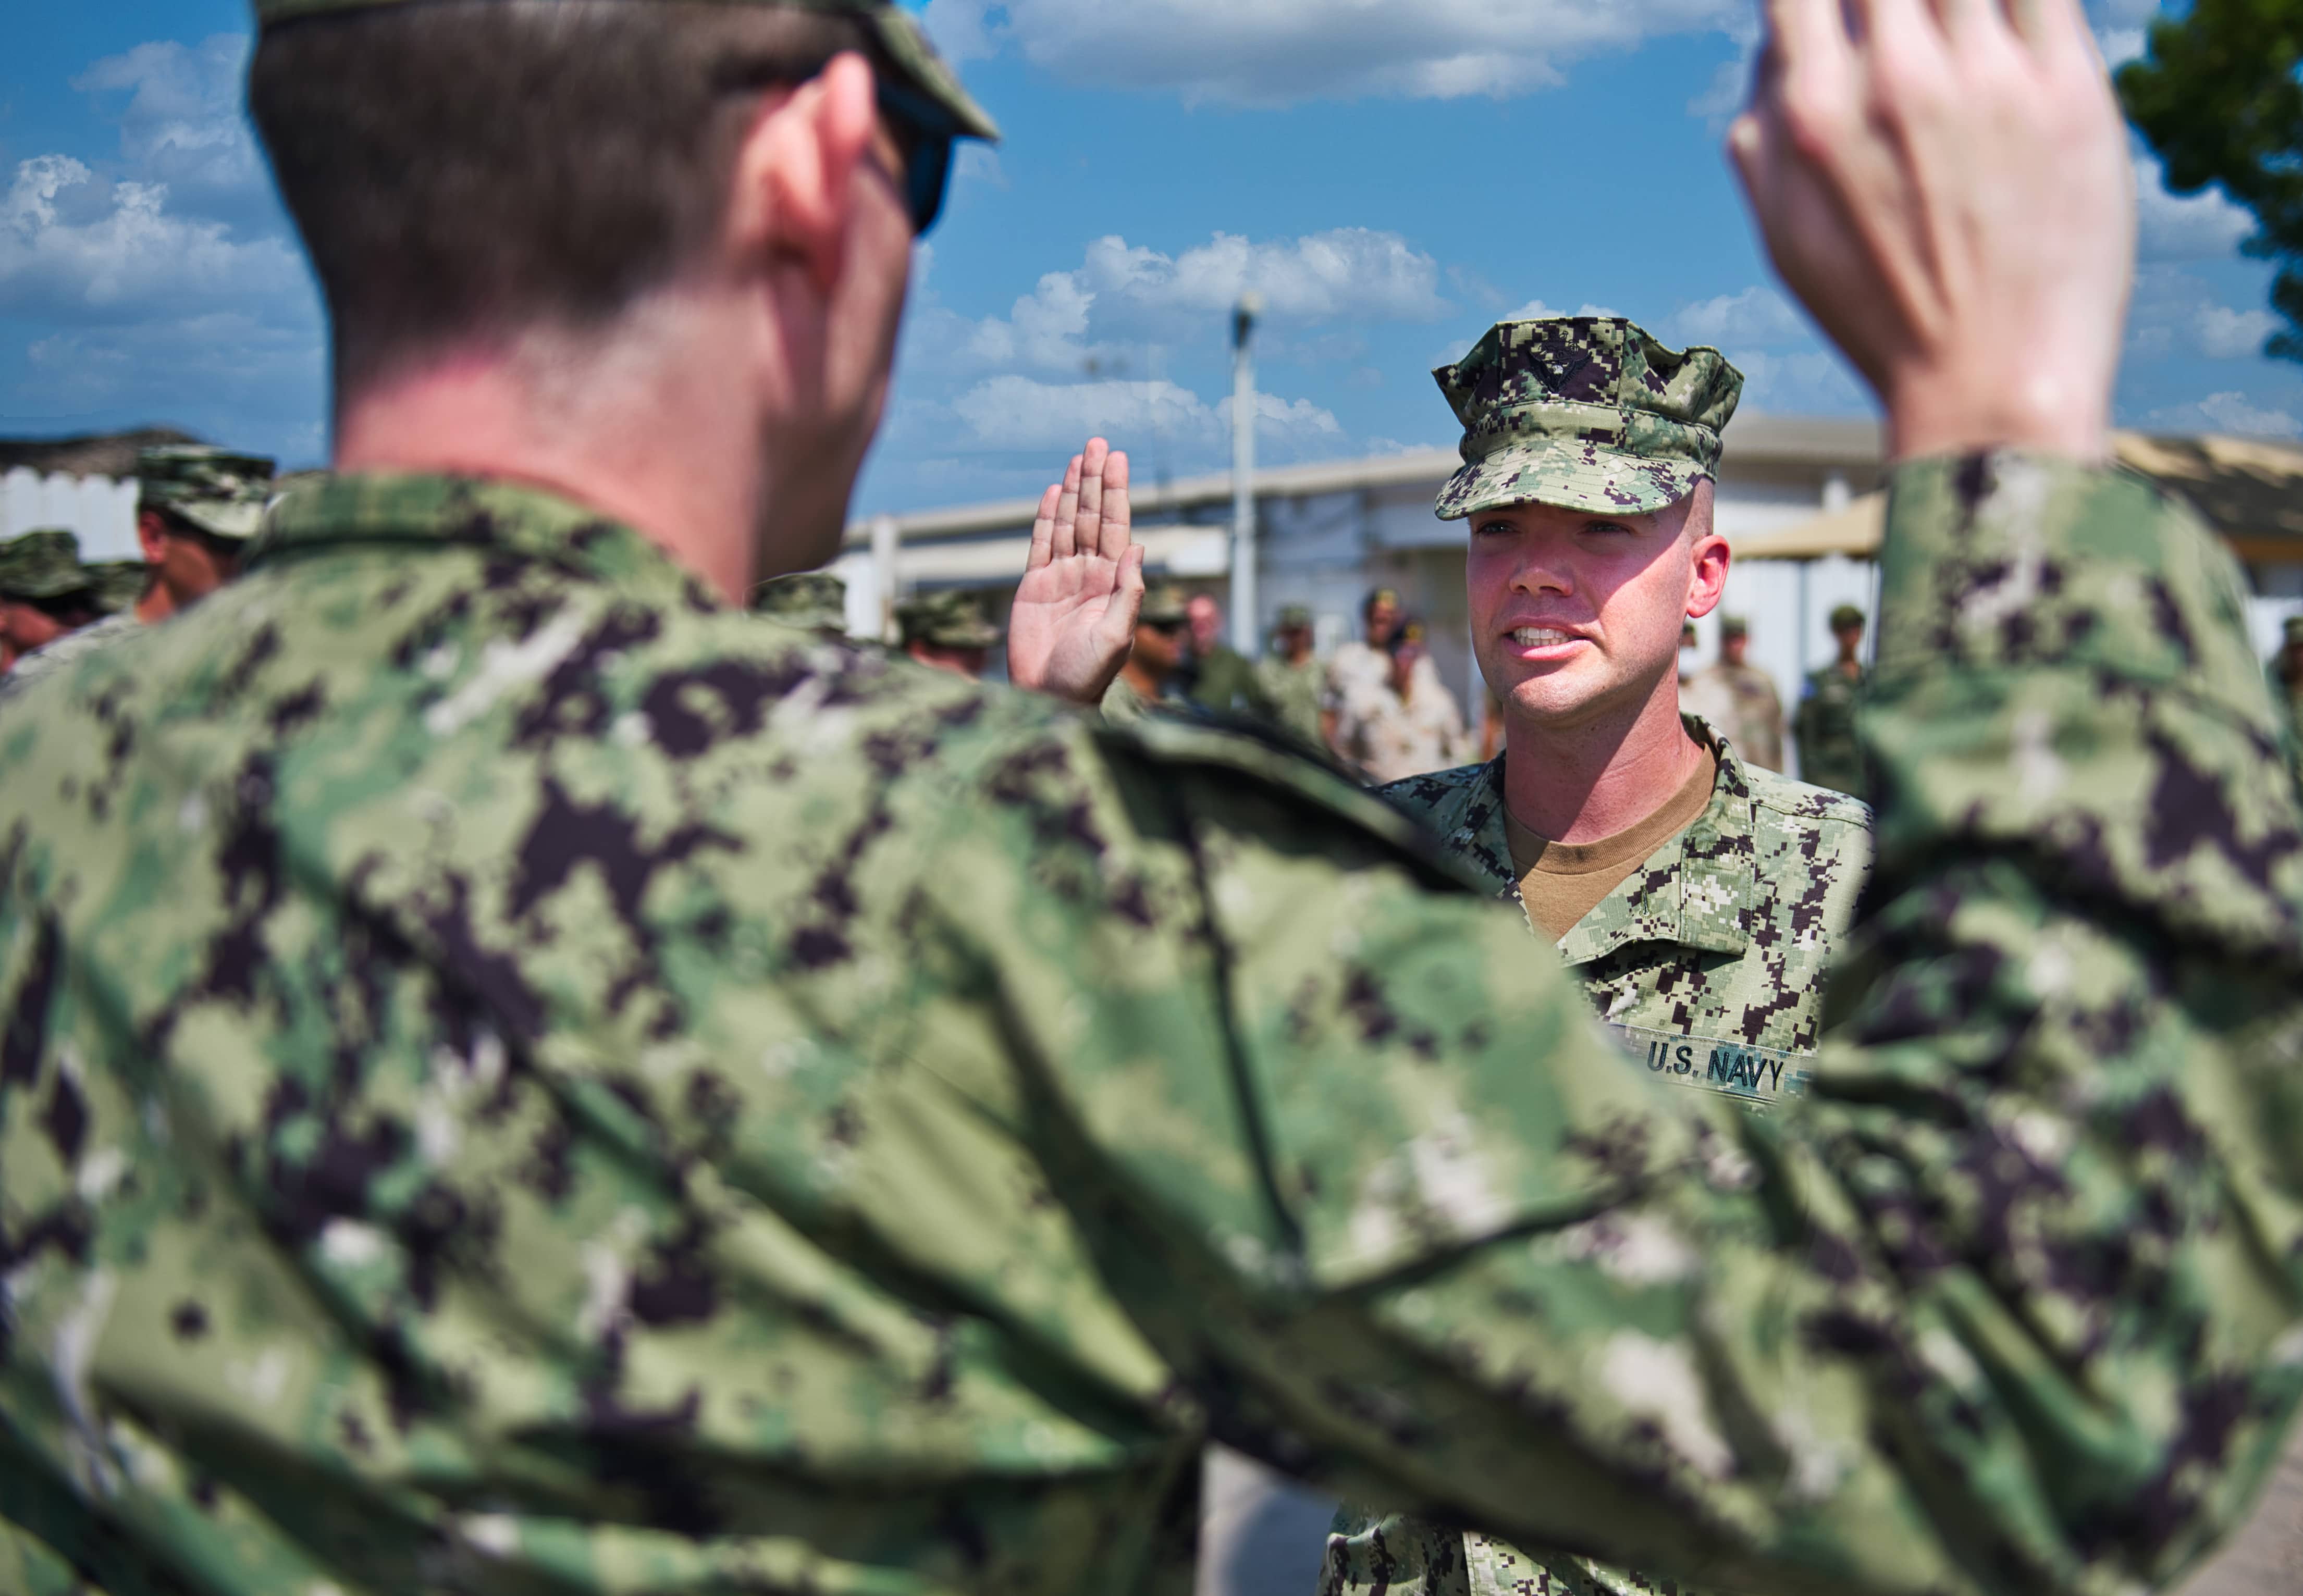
[1229,293,1261,657]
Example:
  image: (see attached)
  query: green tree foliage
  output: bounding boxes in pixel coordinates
[2119,0,2303,360]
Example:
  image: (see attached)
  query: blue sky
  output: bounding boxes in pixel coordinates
[1,0,2294,516]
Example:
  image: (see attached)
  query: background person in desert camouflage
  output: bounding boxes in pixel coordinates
[1326,316,1872,1596]
[1685,613,1787,771]
[4,4,2303,1596]
[1331,618,1474,783]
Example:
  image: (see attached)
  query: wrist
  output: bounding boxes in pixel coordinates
[1883,365,2113,465]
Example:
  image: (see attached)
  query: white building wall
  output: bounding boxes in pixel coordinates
[0,470,139,560]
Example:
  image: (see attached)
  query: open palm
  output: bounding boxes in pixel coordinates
[1007,438,1146,704]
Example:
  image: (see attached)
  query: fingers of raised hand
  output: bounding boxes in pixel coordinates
[1099,450,1132,562]
[1028,484,1062,571]
[1052,454,1085,560]
[1076,438,1109,559]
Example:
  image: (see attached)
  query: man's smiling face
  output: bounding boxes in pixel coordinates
[1466,482,1728,732]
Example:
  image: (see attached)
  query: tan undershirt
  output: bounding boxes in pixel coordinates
[1504,748,1720,942]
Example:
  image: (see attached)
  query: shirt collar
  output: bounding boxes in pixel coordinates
[251,472,720,610]
[1455,714,1757,965]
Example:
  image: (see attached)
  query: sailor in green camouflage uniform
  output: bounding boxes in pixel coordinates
[0,529,102,673]
[3,447,274,698]
[1325,317,1872,1596]
[1795,603,1869,795]
[898,588,1002,680]
[1101,581,1190,722]
[5,4,2303,1596]
[1258,603,1325,746]
[748,569,849,634]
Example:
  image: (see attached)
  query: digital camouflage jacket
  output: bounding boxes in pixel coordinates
[0,612,138,701]
[4,461,2303,1596]
[1325,729,1873,1596]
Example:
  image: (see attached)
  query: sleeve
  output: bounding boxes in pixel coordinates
[920,455,2303,1596]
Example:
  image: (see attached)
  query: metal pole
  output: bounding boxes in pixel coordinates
[870,514,900,644]
[1230,294,1261,658]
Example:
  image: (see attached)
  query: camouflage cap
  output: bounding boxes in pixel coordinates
[748,571,848,633]
[0,529,93,602]
[1139,584,1191,626]
[139,446,278,541]
[87,560,152,615]
[1432,316,1743,521]
[1830,603,1867,631]
[1275,603,1313,630]
[896,589,999,649]
[1720,614,1749,638]
[249,0,999,142]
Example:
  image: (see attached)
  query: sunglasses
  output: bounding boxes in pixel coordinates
[875,80,956,237]
[1143,617,1188,635]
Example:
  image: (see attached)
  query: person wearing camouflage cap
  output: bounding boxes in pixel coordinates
[1795,602,1870,795]
[1327,318,1872,1596]
[1685,613,1786,772]
[9,6,2303,1596]
[1257,601,1324,746]
[0,527,103,673]
[134,444,275,612]
[4,446,276,698]
[1100,579,1190,723]
[897,587,1000,679]
[748,568,850,635]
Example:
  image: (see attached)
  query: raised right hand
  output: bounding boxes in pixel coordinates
[1005,439,1146,706]
[1729,0,2132,462]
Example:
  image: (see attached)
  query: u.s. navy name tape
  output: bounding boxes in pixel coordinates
[1609,1023,1811,1108]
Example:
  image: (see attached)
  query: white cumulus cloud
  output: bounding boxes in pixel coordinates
[2,32,324,464]
[909,226,1446,378]
[2135,154,2253,262]
[947,373,1339,452]
[2197,304,2281,360]
[921,0,1741,104]
[72,36,265,202]
[0,155,304,320]
[1670,286,1807,350]
[2145,390,2303,439]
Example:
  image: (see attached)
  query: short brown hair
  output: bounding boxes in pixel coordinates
[249,1,871,400]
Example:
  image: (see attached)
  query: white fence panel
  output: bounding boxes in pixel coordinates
[0,469,139,558]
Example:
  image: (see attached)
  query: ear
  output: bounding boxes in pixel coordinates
[136,510,169,563]
[1679,483,1731,619]
[732,51,882,294]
